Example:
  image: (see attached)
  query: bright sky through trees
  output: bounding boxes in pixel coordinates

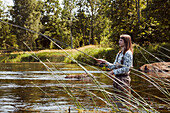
[2,0,63,6]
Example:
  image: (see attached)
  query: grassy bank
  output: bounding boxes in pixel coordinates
[133,43,170,67]
[0,50,67,63]
[0,43,169,67]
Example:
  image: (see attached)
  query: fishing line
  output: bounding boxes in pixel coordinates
[0,20,168,65]
[23,43,79,109]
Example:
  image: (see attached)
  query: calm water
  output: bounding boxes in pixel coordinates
[0,63,169,112]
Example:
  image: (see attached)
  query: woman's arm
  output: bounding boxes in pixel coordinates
[113,51,133,75]
[105,53,119,70]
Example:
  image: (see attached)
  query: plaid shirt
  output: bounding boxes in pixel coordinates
[106,50,133,75]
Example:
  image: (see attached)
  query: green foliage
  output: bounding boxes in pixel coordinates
[10,0,41,50]
[1,51,67,63]
[39,0,66,49]
[64,46,119,63]
[0,1,16,49]
[0,43,169,67]
[133,43,170,68]
[0,0,169,50]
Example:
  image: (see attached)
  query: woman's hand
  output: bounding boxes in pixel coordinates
[107,70,114,79]
[108,70,114,75]
[96,59,107,64]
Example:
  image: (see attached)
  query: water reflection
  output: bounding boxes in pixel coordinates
[0,63,169,112]
[0,63,111,112]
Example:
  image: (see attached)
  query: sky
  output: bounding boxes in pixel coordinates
[2,0,63,6]
[2,0,14,6]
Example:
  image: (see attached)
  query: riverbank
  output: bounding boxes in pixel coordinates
[0,43,169,67]
[0,45,105,63]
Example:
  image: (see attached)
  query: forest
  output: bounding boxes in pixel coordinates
[0,1,169,112]
[0,0,169,51]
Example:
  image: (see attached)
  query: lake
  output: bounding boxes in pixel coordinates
[0,62,169,112]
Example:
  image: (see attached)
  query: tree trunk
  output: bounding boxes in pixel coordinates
[70,23,73,49]
[89,25,91,45]
[91,21,94,44]
[91,13,94,44]
[146,0,149,21]
[70,10,73,49]
[137,0,140,23]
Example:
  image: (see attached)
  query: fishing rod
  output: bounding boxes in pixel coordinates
[0,20,98,61]
[1,21,163,110]
[49,38,108,68]
[1,21,147,110]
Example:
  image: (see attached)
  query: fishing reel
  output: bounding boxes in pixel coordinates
[97,63,110,71]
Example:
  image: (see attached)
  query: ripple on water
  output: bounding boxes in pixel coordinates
[0,70,104,75]
[0,70,104,81]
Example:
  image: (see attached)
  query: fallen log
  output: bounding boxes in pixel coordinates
[65,73,89,79]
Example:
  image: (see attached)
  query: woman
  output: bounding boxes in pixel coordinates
[97,34,133,95]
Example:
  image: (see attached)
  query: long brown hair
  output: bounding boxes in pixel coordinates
[120,34,133,55]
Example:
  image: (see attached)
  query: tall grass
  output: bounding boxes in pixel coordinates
[22,43,169,112]
[0,42,169,112]
[1,20,169,112]
[64,46,119,64]
[1,43,169,65]
[0,51,67,63]
[133,43,170,67]
[63,43,169,112]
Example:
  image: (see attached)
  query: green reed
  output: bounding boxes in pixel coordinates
[77,61,159,112]
[1,20,169,112]
[3,41,169,112]
[23,42,86,111]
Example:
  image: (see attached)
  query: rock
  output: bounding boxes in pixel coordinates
[139,62,170,78]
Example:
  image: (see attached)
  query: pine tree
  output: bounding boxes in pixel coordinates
[0,0,15,49]
[39,0,63,49]
[11,0,41,50]
[61,0,76,48]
